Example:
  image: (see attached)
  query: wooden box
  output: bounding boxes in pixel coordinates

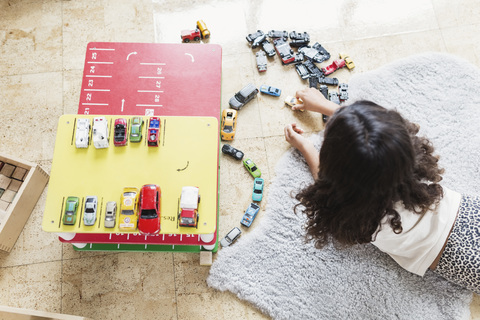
[0,153,49,252]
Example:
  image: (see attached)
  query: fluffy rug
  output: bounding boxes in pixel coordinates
[207,52,480,320]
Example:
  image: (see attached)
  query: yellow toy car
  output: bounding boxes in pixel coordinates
[196,20,210,39]
[221,109,237,141]
[119,186,140,231]
[284,96,304,112]
[339,53,355,70]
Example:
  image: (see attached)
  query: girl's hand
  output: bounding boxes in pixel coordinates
[295,87,341,115]
[284,123,308,151]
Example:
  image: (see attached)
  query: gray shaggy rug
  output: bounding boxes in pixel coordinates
[208,52,480,319]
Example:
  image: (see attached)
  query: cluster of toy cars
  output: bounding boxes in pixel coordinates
[181,20,210,43]
[75,116,160,149]
[62,185,200,234]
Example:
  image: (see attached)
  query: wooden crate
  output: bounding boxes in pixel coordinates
[0,153,49,252]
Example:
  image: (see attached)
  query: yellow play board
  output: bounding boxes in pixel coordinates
[42,115,219,234]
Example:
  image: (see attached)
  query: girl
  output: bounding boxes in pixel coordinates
[284,87,480,294]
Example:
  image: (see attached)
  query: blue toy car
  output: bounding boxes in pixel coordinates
[240,202,260,227]
[259,85,281,97]
[252,178,264,202]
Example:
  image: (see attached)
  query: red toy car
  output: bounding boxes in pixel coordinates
[138,184,161,235]
[114,118,128,146]
[181,29,201,42]
[178,186,200,228]
[148,117,160,147]
[321,59,346,75]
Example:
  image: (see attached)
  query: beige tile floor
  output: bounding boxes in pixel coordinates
[1,0,480,318]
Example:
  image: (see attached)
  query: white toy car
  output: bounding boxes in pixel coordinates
[92,117,109,149]
[220,227,242,247]
[104,201,117,228]
[83,196,98,226]
[75,118,90,148]
[179,186,200,227]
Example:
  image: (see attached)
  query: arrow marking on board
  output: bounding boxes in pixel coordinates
[126,52,137,60]
[185,53,194,62]
[177,161,190,171]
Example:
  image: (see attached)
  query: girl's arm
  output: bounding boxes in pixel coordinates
[284,123,320,179]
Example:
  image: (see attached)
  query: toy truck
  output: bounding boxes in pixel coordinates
[178,186,200,227]
[181,29,201,42]
[196,20,210,39]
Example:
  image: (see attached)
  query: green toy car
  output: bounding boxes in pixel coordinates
[63,196,79,225]
[130,117,144,142]
[243,158,261,178]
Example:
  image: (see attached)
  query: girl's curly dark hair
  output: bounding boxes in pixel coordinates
[295,101,444,249]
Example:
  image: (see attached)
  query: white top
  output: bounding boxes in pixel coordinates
[180,186,199,209]
[372,186,462,276]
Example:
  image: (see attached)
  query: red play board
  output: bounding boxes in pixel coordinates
[78,42,222,118]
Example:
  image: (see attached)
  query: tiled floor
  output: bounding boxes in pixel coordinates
[1,0,480,319]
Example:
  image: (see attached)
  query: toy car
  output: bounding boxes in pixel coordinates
[321,59,346,75]
[329,91,341,105]
[63,196,79,225]
[251,33,267,49]
[228,83,259,110]
[181,29,201,42]
[220,227,242,247]
[92,116,109,149]
[130,117,144,142]
[273,39,295,65]
[319,85,329,123]
[138,184,161,235]
[243,158,261,178]
[221,109,237,141]
[256,51,267,72]
[285,96,304,111]
[83,195,98,226]
[298,43,330,63]
[119,186,139,231]
[104,201,117,228]
[114,118,128,146]
[268,30,288,40]
[148,116,160,147]
[303,60,324,79]
[196,20,210,39]
[295,63,310,80]
[259,85,281,97]
[338,83,349,101]
[340,53,355,70]
[178,186,200,227]
[252,178,264,202]
[221,144,244,160]
[246,30,264,43]
[241,202,260,227]
[289,31,310,47]
[317,76,339,86]
[261,40,276,57]
[75,118,90,148]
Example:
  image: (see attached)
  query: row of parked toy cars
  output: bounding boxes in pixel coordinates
[62,185,201,234]
[75,116,161,149]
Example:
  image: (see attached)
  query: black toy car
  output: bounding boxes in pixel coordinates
[318,77,339,86]
[222,144,244,160]
[268,30,288,40]
[261,40,276,57]
[289,31,310,47]
[246,30,265,43]
[251,33,267,49]
[303,60,324,79]
[295,63,310,80]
